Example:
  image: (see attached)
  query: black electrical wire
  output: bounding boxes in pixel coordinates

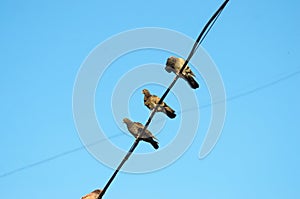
[97,1,230,198]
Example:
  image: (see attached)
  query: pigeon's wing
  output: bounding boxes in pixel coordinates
[176,57,186,71]
[134,122,144,128]
[134,122,158,140]
[150,95,160,105]
[134,122,146,136]
[144,95,160,110]
[174,57,196,77]
[184,66,196,77]
[127,126,138,138]
[144,98,152,109]
[151,95,167,112]
[144,129,158,140]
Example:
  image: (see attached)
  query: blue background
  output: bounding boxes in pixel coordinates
[1,0,299,198]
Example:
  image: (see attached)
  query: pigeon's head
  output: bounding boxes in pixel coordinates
[167,56,186,68]
[142,89,150,96]
[166,56,176,67]
[123,118,131,124]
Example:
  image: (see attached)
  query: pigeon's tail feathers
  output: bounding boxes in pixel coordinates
[165,110,176,119]
[164,106,176,119]
[186,76,199,89]
[150,139,159,149]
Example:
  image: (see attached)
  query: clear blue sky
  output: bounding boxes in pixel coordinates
[1,0,299,198]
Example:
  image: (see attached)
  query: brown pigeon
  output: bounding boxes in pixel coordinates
[81,189,102,199]
[165,56,199,89]
[142,89,176,119]
[123,118,159,149]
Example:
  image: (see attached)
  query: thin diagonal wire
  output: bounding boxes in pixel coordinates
[1,68,298,179]
[0,134,123,178]
[97,1,230,198]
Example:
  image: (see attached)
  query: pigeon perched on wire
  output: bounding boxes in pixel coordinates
[165,56,199,89]
[81,189,102,199]
[123,118,159,149]
[142,89,176,119]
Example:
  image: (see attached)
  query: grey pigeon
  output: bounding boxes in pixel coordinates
[165,56,199,89]
[142,89,176,119]
[123,118,159,149]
